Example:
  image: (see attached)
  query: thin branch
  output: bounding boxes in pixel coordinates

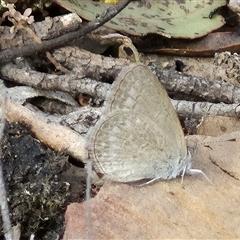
[2,49,240,104]
[0,81,13,240]
[0,0,132,63]
[0,62,111,100]
[0,13,82,50]
[4,98,87,161]
[149,62,240,104]
[171,99,240,119]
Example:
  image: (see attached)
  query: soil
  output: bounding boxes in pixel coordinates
[0,121,87,240]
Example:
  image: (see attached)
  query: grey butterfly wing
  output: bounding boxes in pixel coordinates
[107,64,187,160]
[87,63,188,182]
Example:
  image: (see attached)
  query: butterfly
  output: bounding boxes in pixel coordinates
[86,63,209,185]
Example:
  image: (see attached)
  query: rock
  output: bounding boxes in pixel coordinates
[63,131,240,239]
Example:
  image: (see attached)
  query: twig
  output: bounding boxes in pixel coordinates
[46,51,70,74]
[101,33,140,62]
[0,13,82,50]
[0,0,132,63]
[5,98,87,161]
[0,62,111,100]
[171,99,240,119]
[149,62,240,104]
[2,49,240,104]
[0,80,13,240]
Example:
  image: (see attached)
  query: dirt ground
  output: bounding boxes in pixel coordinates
[0,121,87,239]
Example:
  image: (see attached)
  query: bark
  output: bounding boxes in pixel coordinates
[1,47,240,104]
[0,13,82,51]
[0,0,133,63]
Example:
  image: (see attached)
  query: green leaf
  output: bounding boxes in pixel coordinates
[55,0,227,39]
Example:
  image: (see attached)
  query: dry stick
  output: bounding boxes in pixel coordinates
[0,13,83,51]
[171,100,240,119]
[51,46,240,104]
[2,52,240,118]
[0,0,132,63]
[46,52,70,74]
[0,82,13,240]
[5,99,87,161]
[0,165,13,240]
[52,47,131,79]
[2,59,240,104]
[149,62,240,104]
[0,62,111,100]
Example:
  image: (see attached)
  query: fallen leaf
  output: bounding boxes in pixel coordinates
[55,0,226,39]
[136,31,240,56]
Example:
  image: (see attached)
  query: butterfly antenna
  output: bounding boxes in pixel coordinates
[188,168,213,184]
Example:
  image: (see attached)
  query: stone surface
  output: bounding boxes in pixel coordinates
[63,132,240,239]
[197,115,240,136]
